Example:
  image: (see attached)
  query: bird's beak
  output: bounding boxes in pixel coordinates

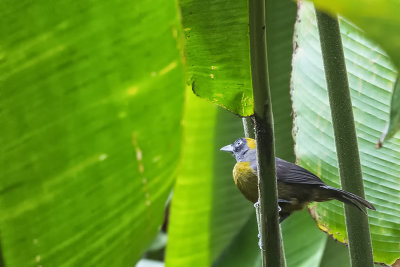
[220,144,233,153]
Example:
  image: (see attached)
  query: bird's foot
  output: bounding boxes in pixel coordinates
[254,201,260,208]
[256,199,284,210]
[258,234,266,251]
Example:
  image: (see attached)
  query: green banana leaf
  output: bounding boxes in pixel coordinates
[165,90,253,266]
[179,0,253,116]
[318,237,350,267]
[310,0,400,152]
[266,0,297,162]
[378,77,400,147]
[311,0,400,70]
[0,0,185,265]
[292,2,400,265]
[215,210,354,267]
[212,215,261,267]
[282,211,330,267]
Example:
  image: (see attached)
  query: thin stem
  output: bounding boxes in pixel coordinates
[248,0,281,266]
[316,10,374,267]
[242,118,286,267]
[242,117,255,138]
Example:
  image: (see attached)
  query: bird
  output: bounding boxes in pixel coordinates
[220,137,375,222]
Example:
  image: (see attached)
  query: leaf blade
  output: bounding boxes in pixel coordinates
[292,3,400,265]
[0,0,185,265]
[179,0,253,116]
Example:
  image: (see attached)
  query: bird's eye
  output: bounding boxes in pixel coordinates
[236,140,242,146]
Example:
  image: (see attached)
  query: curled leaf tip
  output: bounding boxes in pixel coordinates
[377,123,389,149]
[191,80,199,96]
[376,141,383,149]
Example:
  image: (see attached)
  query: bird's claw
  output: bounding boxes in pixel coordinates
[254,200,281,212]
[257,234,264,251]
[258,235,266,251]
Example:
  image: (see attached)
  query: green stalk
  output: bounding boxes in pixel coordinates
[242,117,255,138]
[243,119,286,267]
[315,10,374,267]
[248,0,281,266]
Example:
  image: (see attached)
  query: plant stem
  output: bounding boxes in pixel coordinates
[242,117,287,267]
[315,10,374,267]
[242,117,255,138]
[248,0,281,266]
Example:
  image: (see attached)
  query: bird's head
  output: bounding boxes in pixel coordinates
[220,137,257,162]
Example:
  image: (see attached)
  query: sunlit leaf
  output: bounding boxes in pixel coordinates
[165,91,252,266]
[311,0,400,70]
[0,0,184,265]
[179,0,253,116]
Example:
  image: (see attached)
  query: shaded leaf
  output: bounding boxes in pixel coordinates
[213,215,261,267]
[378,76,400,147]
[292,2,400,265]
[319,236,350,267]
[215,210,345,267]
[266,0,297,161]
[282,211,328,267]
[310,0,400,150]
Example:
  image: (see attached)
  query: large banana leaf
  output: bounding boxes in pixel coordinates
[266,0,297,162]
[213,215,261,267]
[292,2,400,265]
[165,90,252,266]
[0,0,184,265]
[310,0,400,150]
[379,77,400,146]
[311,0,400,70]
[179,0,253,116]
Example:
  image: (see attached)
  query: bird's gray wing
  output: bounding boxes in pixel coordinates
[275,158,326,185]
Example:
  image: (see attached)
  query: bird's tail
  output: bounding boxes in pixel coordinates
[321,185,376,213]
